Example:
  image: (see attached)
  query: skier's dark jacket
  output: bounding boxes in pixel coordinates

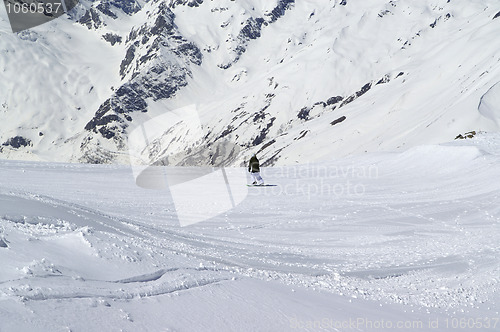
[248,155,260,173]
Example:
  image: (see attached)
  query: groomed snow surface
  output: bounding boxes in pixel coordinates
[1,133,499,331]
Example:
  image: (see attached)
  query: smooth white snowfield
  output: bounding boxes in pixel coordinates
[1,133,499,331]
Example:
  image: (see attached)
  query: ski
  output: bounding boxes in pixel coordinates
[247,184,277,187]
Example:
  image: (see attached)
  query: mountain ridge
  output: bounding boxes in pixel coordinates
[0,0,499,165]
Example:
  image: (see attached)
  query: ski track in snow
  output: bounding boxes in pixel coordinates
[0,134,500,330]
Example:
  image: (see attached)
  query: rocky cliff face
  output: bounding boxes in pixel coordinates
[77,0,301,165]
[80,0,203,163]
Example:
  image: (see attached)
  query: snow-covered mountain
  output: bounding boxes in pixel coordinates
[0,0,499,165]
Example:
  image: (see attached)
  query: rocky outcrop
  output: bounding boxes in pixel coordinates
[455,131,477,140]
[81,1,203,163]
[331,116,347,126]
[2,136,32,149]
[220,0,295,69]
[102,33,122,45]
[78,7,105,30]
[78,0,142,29]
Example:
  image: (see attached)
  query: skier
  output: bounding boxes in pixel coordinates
[248,153,264,185]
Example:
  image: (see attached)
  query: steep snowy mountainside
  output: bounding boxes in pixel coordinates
[0,0,499,165]
[173,0,500,166]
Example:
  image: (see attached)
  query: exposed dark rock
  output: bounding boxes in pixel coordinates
[78,7,104,30]
[97,2,118,19]
[340,0,347,5]
[251,95,274,122]
[339,82,372,107]
[297,107,311,120]
[120,44,137,78]
[150,9,176,36]
[80,0,142,25]
[297,96,343,121]
[340,95,356,107]
[378,10,391,18]
[86,2,203,147]
[326,96,343,105]
[222,0,295,68]
[85,112,122,132]
[83,87,146,142]
[121,4,201,79]
[99,126,118,139]
[253,117,276,146]
[174,42,203,65]
[356,83,372,97]
[331,116,347,126]
[294,130,309,140]
[267,0,295,23]
[216,125,235,141]
[103,33,122,46]
[377,74,390,85]
[79,141,120,164]
[494,11,500,20]
[2,136,32,149]
[237,17,265,46]
[213,111,253,142]
[258,139,276,153]
[115,84,149,112]
[171,0,204,8]
[253,110,267,122]
[262,146,287,167]
[455,131,476,140]
[109,0,142,15]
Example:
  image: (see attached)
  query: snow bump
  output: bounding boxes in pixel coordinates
[479,82,500,126]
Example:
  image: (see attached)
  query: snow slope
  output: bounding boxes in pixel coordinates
[1,133,499,331]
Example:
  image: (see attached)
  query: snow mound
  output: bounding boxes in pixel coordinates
[479,82,500,126]
[384,144,485,175]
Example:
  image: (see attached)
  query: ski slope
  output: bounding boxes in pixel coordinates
[1,133,499,331]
